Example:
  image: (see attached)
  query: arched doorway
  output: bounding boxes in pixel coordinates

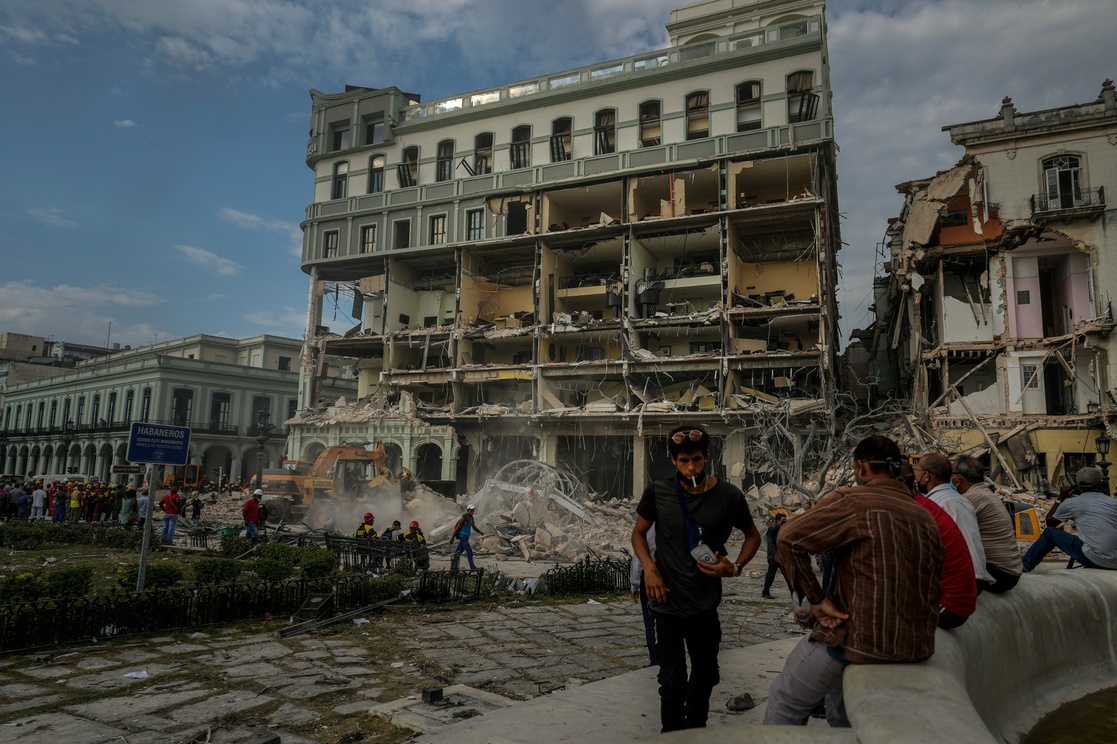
[415,443,443,481]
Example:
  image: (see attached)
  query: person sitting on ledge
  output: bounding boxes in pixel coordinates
[952,457,1023,593]
[1023,467,1117,572]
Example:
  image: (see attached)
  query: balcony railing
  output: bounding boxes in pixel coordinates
[1031,186,1105,216]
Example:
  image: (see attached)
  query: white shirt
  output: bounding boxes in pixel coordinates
[927,482,993,582]
[32,488,46,508]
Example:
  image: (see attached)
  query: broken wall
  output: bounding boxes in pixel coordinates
[731,257,818,302]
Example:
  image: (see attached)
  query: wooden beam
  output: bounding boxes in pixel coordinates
[949,384,1023,489]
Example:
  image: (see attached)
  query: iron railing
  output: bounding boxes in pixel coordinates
[324,535,429,572]
[414,569,485,602]
[1031,186,1105,215]
[539,555,630,597]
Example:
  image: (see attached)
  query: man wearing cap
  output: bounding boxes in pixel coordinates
[1022,467,1117,571]
[632,424,761,733]
[243,489,263,539]
[451,505,484,572]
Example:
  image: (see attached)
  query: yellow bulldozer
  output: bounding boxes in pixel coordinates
[259,442,411,528]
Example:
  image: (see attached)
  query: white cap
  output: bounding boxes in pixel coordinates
[254,488,264,496]
[467,504,476,510]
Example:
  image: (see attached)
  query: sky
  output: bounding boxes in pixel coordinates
[1,0,1115,351]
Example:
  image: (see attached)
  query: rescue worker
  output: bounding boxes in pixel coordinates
[356,512,378,539]
[399,520,429,570]
[399,520,426,544]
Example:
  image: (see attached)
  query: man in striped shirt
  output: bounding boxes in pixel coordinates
[763,435,944,728]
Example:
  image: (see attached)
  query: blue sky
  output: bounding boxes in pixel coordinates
[1,0,1114,349]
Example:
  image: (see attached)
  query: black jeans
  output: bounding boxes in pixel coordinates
[982,563,1021,594]
[763,558,792,596]
[653,608,721,732]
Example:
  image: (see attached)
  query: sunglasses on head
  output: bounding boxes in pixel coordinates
[670,429,704,445]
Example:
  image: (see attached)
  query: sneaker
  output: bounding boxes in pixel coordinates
[761,592,774,599]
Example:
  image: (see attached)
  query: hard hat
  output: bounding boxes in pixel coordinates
[253,488,263,496]
[364,512,374,521]
[410,520,419,529]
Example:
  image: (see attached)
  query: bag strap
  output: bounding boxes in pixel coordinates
[673,476,705,550]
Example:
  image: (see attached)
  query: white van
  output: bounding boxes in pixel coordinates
[37,473,91,486]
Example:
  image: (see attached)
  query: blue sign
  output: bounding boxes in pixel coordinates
[127,423,191,466]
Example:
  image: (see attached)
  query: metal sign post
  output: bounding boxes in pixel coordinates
[126,422,191,592]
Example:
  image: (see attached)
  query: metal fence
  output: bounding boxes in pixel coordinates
[324,535,430,572]
[414,570,486,602]
[540,556,630,597]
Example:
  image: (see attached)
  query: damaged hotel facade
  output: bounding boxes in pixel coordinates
[289,0,841,499]
[859,82,1117,488]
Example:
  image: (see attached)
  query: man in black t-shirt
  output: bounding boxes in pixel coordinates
[632,424,761,732]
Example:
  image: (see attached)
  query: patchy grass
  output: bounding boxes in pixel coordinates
[0,545,214,594]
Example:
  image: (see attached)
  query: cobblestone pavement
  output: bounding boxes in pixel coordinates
[0,568,799,743]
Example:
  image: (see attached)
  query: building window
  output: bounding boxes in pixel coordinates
[550,117,572,162]
[278,356,291,371]
[360,224,377,253]
[37,401,45,429]
[364,114,385,145]
[393,220,411,250]
[107,392,116,423]
[436,140,454,182]
[76,396,85,424]
[736,81,762,131]
[1017,290,1032,305]
[323,231,339,258]
[49,400,57,428]
[429,214,447,245]
[331,161,348,200]
[209,392,231,429]
[686,91,710,140]
[594,109,616,155]
[787,70,818,123]
[141,387,152,421]
[398,146,419,188]
[124,390,134,422]
[90,395,100,426]
[252,396,272,430]
[1021,364,1040,390]
[510,125,531,169]
[1042,155,1083,210]
[639,100,662,147]
[172,388,193,427]
[368,154,385,193]
[330,124,350,151]
[474,132,493,175]
[466,209,485,241]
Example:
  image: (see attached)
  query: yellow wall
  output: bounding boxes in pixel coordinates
[733,258,818,299]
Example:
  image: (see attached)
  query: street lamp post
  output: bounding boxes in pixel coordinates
[1095,432,1111,495]
[254,410,273,491]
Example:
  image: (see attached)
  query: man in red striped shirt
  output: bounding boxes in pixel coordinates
[764,436,944,728]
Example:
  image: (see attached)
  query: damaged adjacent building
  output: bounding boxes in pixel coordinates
[861,82,1117,487]
[291,0,842,500]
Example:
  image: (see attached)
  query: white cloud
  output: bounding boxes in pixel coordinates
[0,280,165,347]
[176,244,244,277]
[245,307,307,334]
[26,207,78,229]
[113,119,137,128]
[154,35,213,71]
[219,207,302,257]
[0,24,48,44]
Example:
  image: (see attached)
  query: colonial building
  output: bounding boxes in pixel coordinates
[0,335,356,484]
[862,81,1117,487]
[293,0,842,499]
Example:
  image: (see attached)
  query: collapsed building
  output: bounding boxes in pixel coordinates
[854,82,1117,489]
[286,0,843,502]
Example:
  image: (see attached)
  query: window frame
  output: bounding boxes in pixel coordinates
[330,123,351,152]
[323,230,340,258]
[393,219,411,250]
[398,146,419,188]
[474,132,493,175]
[436,139,455,182]
[686,91,710,140]
[786,70,818,123]
[364,114,385,146]
[360,224,377,253]
[639,100,662,147]
[368,154,385,193]
[331,161,349,200]
[510,125,532,169]
[429,213,448,245]
[466,208,485,241]
[594,109,616,155]
[550,117,573,162]
[735,80,763,132]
